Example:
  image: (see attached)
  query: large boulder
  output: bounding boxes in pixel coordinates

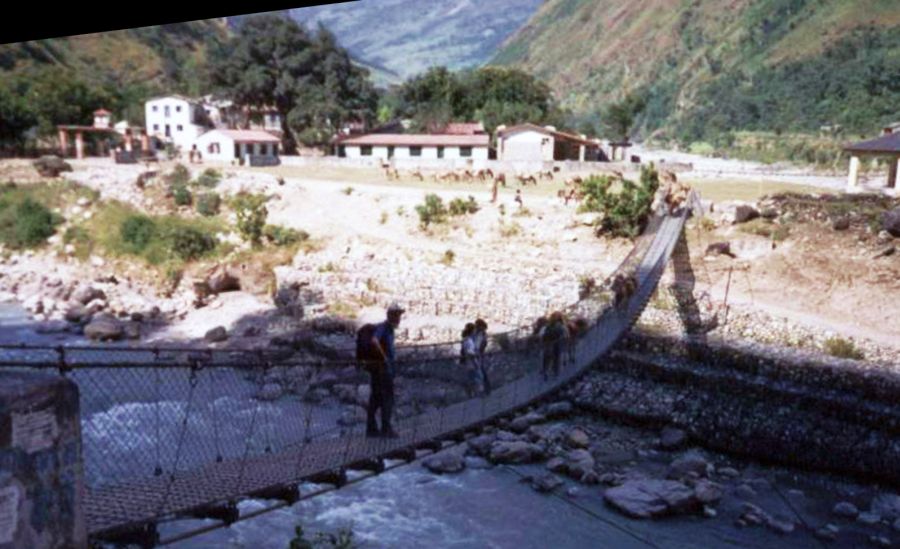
[83,314,123,341]
[467,434,496,457]
[509,412,546,434]
[72,286,106,305]
[423,450,466,474]
[32,156,72,178]
[544,401,573,419]
[206,265,241,294]
[204,326,228,342]
[64,303,89,323]
[256,383,284,401]
[882,207,900,238]
[667,452,712,480]
[604,479,700,519]
[532,473,564,493]
[733,205,760,224]
[659,427,687,450]
[489,441,543,464]
[566,428,590,449]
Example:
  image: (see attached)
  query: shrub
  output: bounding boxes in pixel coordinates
[343,186,354,195]
[232,193,268,246]
[195,192,221,217]
[578,275,596,299]
[170,226,216,261]
[172,184,192,206]
[823,337,865,360]
[499,219,521,237]
[440,249,455,265]
[120,214,157,253]
[396,206,405,217]
[169,163,191,186]
[62,226,92,258]
[415,193,447,228]
[263,224,308,246]
[0,197,61,249]
[448,195,479,216]
[379,211,388,224]
[578,164,659,238]
[193,168,221,188]
[318,262,338,273]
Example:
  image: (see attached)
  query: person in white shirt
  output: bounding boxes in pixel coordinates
[460,323,482,397]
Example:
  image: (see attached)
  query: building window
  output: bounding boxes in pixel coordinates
[208,143,220,154]
[360,145,373,156]
[437,146,444,159]
[410,146,422,157]
[460,146,473,158]
[164,105,170,117]
[387,146,395,158]
[176,125,183,132]
[153,124,159,131]
[152,105,158,112]
[176,105,182,112]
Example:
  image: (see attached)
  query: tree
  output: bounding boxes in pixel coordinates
[394,66,565,135]
[208,16,377,152]
[602,93,647,142]
[0,83,36,148]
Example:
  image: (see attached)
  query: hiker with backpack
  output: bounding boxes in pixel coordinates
[541,311,568,381]
[356,303,404,439]
[472,318,491,395]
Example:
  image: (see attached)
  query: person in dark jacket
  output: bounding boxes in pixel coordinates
[367,303,404,438]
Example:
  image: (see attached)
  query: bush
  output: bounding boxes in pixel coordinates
[172,184,192,206]
[440,249,455,265]
[193,168,221,188]
[169,163,191,186]
[170,226,216,261]
[263,224,308,246]
[0,197,61,249]
[578,275,596,299]
[823,337,865,360]
[195,192,221,217]
[120,214,157,253]
[498,219,521,237]
[343,186,354,195]
[232,193,268,246]
[415,193,447,228]
[379,211,388,224]
[578,164,659,238]
[448,195,479,216]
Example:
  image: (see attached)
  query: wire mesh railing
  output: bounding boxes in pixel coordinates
[0,201,690,541]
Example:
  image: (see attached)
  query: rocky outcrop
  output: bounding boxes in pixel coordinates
[882,207,900,237]
[603,479,701,518]
[423,450,466,474]
[83,314,123,341]
[205,326,228,342]
[32,156,72,177]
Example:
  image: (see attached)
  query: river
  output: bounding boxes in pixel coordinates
[0,302,869,548]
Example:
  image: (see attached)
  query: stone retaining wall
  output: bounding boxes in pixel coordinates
[568,332,900,487]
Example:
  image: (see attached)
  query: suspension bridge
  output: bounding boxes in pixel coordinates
[0,205,690,547]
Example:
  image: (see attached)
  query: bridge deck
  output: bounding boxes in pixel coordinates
[5,210,689,539]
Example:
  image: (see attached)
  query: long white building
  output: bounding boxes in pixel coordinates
[335,133,490,161]
[144,95,212,151]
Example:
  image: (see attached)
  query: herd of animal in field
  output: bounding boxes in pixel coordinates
[377,159,692,214]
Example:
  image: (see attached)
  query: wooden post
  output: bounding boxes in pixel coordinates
[74,132,84,160]
[888,155,898,189]
[58,129,68,157]
[847,155,860,191]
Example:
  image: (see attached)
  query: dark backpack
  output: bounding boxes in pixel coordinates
[356,323,381,370]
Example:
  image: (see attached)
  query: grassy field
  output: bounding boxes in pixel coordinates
[682,178,824,202]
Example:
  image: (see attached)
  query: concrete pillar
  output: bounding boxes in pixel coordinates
[74,132,84,160]
[124,132,133,152]
[140,133,149,154]
[888,156,898,189]
[578,145,585,162]
[847,155,860,191]
[58,130,68,157]
[0,372,85,548]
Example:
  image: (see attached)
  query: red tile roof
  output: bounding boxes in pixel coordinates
[442,122,486,135]
[339,133,490,147]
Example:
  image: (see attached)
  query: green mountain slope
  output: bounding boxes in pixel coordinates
[290,0,544,83]
[493,0,900,140]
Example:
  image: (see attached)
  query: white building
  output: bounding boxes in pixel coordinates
[335,133,490,161]
[496,124,605,162]
[195,129,281,165]
[145,95,212,151]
